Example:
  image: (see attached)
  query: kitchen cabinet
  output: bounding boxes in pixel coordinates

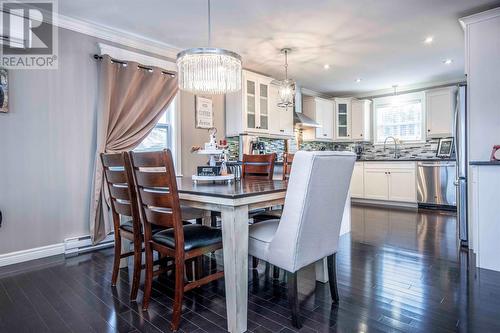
[269,84,294,137]
[364,168,390,200]
[302,96,334,141]
[225,70,273,136]
[351,99,372,141]
[363,162,416,203]
[333,98,352,140]
[350,162,364,198]
[425,87,456,138]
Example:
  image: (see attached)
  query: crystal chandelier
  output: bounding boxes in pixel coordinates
[176,0,242,94]
[276,48,295,108]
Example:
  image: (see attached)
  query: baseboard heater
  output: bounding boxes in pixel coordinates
[64,234,115,257]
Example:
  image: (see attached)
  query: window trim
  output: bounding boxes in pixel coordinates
[372,91,426,145]
[133,95,182,175]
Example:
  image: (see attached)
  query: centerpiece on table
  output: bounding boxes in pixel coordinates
[190,127,234,183]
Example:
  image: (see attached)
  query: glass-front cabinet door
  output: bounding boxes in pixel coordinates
[259,83,269,130]
[335,98,351,139]
[245,79,257,131]
[243,71,270,133]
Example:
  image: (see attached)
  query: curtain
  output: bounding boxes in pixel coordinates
[89,54,178,243]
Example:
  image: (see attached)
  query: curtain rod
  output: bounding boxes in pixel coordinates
[93,54,176,77]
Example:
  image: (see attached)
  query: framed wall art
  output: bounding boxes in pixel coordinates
[195,96,213,129]
[0,68,8,113]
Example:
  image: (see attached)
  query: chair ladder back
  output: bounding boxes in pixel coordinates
[242,153,276,180]
[283,153,295,180]
[128,150,184,248]
[101,152,141,235]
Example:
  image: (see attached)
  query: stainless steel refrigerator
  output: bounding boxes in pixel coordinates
[454,84,468,247]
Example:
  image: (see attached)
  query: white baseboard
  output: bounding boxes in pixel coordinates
[0,233,116,268]
[0,243,65,267]
[351,198,418,209]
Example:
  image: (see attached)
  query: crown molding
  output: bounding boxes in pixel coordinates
[345,77,465,99]
[300,87,333,99]
[1,3,181,59]
[98,43,177,71]
[57,14,181,60]
[459,6,500,29]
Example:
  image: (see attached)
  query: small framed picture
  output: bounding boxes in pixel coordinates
[490,145,500,161]
[436,137,454,158]
[195,96,213,129]
[0,68,8,113]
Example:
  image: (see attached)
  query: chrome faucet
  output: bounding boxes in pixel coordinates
[383,136,400,159]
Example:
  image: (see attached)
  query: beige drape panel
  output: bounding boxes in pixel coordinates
[89,54,178,243]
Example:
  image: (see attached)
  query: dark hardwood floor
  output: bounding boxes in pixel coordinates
[1,204,500,332]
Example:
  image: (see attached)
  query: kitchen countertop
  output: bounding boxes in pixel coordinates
[470,160,500,166]
[357,158,456,162]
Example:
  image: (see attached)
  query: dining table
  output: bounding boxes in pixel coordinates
[176,176,351,333]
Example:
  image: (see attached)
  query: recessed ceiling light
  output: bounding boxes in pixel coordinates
[424,36,434,44]
[355,78,361,83]
[443,59,453,65]
[323,64,330,70]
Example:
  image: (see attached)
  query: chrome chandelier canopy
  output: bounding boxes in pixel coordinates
[176,0,242,94]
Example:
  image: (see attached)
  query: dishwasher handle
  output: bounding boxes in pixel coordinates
[417,162,456,167]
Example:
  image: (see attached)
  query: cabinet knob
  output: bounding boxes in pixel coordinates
[360,134,363,137]
[323,134,327,136]
[427,129,431,132]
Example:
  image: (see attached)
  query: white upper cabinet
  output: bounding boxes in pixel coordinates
[226,70,294,137]
[269,84,294,137]
[334,98,352,140]
[302,96,334,141]
[351,99,372,141]
[225,70,273,136]
[425,87,456,138]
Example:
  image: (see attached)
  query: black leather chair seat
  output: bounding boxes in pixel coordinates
[152,224,222,251]
[119,220,190,234]
[251,209,283,223]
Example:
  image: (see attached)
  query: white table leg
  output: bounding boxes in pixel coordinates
[202,210,212,226]
[221,205,249,333]
[315,257,329,283]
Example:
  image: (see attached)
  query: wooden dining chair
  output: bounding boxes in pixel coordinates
[247,151,355,328]
[251,153,294,223]
[128,149,224,332]
[101,152,145,301]
[241,153,276,179]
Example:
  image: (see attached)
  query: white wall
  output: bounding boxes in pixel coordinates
[466,10,500,161]
[0,27,223,256]
[462,8,500,272]
[0,28,99,254]
[180,93,225,177]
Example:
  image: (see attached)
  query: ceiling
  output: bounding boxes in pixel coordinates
[59,0,500,95]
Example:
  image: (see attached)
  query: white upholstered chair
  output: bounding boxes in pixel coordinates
[248,151,356,328]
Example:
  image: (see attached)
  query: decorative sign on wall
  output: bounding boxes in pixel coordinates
[195,96,213,129]
[0,68,8,113]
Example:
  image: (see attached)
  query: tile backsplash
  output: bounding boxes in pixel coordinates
[226,135,446,161]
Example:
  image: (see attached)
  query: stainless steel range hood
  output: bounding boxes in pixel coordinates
[293,83,321,128]
[294,112,321,128]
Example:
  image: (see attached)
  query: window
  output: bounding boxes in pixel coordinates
[373,92,425,144]
[135,98,175,151]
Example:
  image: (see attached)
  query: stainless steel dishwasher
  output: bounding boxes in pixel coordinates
[417,161,457,209]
